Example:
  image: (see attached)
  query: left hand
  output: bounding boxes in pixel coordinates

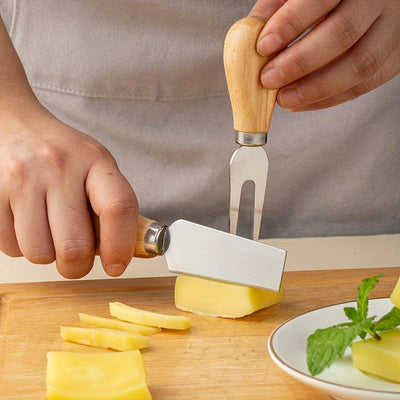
[250,0,400,111]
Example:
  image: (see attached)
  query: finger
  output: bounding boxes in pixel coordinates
[0,199,22,257]
[278,15,399,108]
[249,0,288,22]
[261,0,382,89]
[289,88,361,111]
[86,161,138,277]
[47,183,95,279]
[11,189,55,264]
[257,0,340,56]
[290,43,400,111]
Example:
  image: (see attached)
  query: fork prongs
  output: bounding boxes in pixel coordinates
[230,146,269,241]
[229,180,241,237]
[252,167,267,241]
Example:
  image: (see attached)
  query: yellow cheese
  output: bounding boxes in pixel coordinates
[46,350,152,400]
[352,330,400,383]
[390,277,400,308]
[79,313,161,335]
[60,326,149,351]
[174,275,284,318]
[110,302,190,330]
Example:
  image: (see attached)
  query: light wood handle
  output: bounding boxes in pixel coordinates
[93,213,158,259]
[224,17,277,133]
[134,215,158,258]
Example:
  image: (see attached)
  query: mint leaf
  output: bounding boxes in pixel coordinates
[307,317,374,376]
[359,329,367,340]
[373,307,400,332]
[357,275,382,320]
[306,275,395,377]
[343,275,381,339]
[344,306,359,322]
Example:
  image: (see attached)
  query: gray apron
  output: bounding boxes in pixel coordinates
[1,0,400,238]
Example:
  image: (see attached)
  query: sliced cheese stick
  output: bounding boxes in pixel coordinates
[79,313,161,335]
[60,326,149,351]
[110,302,190,330]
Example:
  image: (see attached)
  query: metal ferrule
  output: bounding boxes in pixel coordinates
[236,131,267,146]
[144,222,169,255]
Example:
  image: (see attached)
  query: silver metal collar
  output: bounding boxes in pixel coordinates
[144,222,169,255]
[236,131,267,146]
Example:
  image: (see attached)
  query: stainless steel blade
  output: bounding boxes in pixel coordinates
[230,145,269,241]
[165,220,285,291]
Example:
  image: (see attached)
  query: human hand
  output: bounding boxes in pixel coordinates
[0,100,138,278]
[250,0,400,111]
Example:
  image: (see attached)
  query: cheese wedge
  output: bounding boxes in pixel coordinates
[352,330,400,383]
[46,350,152,400]
[60,326,149,351]
[110,302,190,330]
[174,275,284,318]
[390,277,400,308]
[79,313,161,335]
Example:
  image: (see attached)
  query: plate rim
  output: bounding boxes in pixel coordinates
[268,297,400,395]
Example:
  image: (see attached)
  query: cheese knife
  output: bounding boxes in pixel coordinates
[95,215,286,291]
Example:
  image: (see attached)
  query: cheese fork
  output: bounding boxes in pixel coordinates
[224,17,277,241]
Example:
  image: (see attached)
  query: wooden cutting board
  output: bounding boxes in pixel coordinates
[0,267,398,399]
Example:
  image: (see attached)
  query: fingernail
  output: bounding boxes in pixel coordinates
[261,68,285,89]
[258,33,283,56]
[278,87,302,108]
[106,263,126,277]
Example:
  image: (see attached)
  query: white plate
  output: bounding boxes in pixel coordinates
[268,298,400,400]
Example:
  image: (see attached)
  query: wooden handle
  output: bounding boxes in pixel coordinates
[134,215,158,258]
[224,17,277,133]
[92,213,157,259]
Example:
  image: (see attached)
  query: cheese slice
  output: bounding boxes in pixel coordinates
[60,326,149,351]
[174,275,284,318]
[46,350,152,400]
[390,277,400,308]
[79,313,161,335]
[352,330,400,383]
[110,302,190,330]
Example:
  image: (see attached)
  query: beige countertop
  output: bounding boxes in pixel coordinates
[0,234,399,283]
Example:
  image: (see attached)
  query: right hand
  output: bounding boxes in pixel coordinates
[0,96,138,278]
[251,0,400,111]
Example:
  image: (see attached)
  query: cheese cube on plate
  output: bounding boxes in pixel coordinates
[352,330,400,383]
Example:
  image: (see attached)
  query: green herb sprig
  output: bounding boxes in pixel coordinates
[307,275,400,376]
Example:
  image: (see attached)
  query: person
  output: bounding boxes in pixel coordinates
[0,0,398,279]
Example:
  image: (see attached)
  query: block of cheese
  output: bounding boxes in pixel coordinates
[174,275,284,318]
[110,302,190,330]
[352,330,400,383]
[79,313,161,335]
[390,277,400,308]
[46,350,152,400]
[60,326,149,351]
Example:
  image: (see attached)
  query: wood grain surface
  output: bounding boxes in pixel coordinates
[0,267,399,399]
[93,214,157,258]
